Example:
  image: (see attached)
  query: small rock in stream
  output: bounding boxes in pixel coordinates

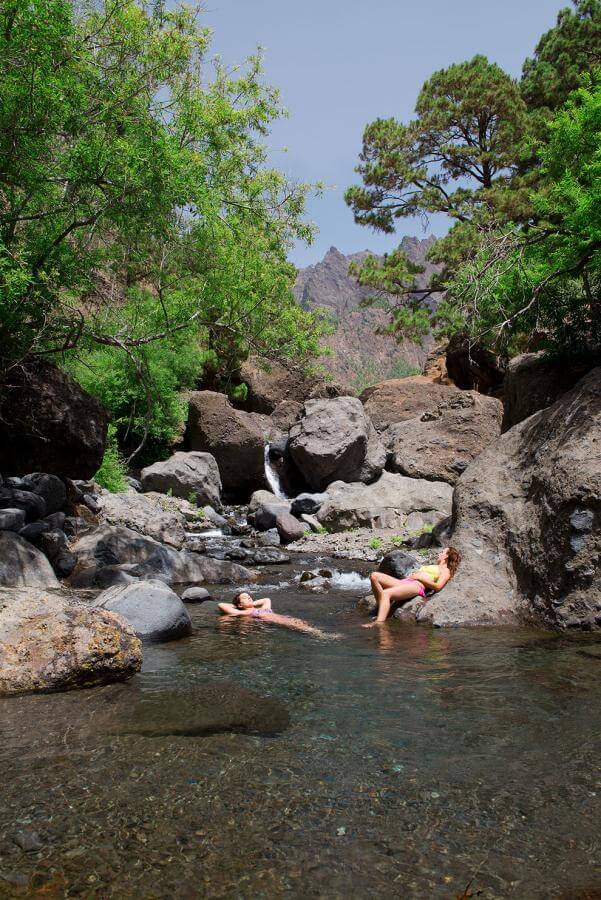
[11,831,44,853]
[181,587,212,603]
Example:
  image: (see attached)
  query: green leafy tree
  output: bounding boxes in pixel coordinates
[0,0,325,456]
[444,75,601,360]
[521,1,601,115]
[345,56,529,339]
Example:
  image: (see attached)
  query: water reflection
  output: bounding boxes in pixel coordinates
[0,573,600,898]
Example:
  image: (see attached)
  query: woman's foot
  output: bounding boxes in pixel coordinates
[361,620,384,628]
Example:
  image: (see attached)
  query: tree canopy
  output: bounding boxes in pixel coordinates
[0,0,325,457]
[345,11,600,363]
[521,0,601,115]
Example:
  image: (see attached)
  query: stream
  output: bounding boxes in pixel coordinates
[1,555,601,898]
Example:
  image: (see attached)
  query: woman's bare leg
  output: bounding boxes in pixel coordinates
[362,583,421,627]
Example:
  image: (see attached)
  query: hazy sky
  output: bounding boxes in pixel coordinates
[200,0,563,266]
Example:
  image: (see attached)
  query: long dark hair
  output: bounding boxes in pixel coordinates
[446,547,461,578]
[232,591,249,608]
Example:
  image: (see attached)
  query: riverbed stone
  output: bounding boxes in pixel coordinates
[290,492,327,516]
[181,586,212,603]
[288,396,385,491]
[0,533,59,588]
[70,525,255,586]
[0,489,46,522]
[274,510,305,544]
[417,367,601,629]
[100,491,186,549]
[140,451,222,509]
[0,509,26,532]
[20,474,67,515]
[377,550,420,579]
[0,588,141,695]
[317,471,453,533]
[94,579,192,643]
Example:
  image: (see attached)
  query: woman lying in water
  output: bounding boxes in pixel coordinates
[218,591,338,639]
[362,546,461,628]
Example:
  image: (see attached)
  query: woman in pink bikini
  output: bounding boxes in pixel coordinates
[362,547,461,628]
[218,591,335,638]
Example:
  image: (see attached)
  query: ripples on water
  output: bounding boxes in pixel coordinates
[1,568,601,898]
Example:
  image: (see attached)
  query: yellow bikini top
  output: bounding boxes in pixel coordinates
[418,564,440,582]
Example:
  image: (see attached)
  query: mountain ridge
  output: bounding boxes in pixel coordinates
[294,236,439,392]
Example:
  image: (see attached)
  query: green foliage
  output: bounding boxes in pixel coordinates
[94,425,128,493]
[345,56,528,234]
[369,537,383,550]
[187,491,198,506]
[345,56,530,342]
[0,0,326,456]
[230,383,249,404]
[352,355,419,394]
[391,535,406,547]
[444,75,601,359]
[521,1,601,116]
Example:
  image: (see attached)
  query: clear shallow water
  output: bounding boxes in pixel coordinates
[1,564,601,898]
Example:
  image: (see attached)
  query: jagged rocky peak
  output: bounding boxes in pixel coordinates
[293,237,439,392]
[294,236,439,314]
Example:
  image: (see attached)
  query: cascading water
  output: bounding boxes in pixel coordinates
[264,443,287,499]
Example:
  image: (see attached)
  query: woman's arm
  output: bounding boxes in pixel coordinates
[413,570,450,593]
[253,597,272,610]
[218,602,251,617]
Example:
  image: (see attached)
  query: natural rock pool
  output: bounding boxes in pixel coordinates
[1,560,601,898]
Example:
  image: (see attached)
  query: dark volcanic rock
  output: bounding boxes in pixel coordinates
[502,351,590,431]
[187,391,272,496]
[0,361,109,479]
[288,396,385,491]
[20,473,66,515]
[0,488,46,522]
[0,532,59,588]
[70,525,255,586]
[417,368,601,629]
[140,451,222,509]
[378,551,420,579]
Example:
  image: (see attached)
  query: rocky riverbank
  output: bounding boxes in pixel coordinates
[1,352,599,697]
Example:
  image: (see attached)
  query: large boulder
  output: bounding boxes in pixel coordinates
[70,525,254,586]
[187,391,272,496]
[360,376,462,431]
[94,579,192,643]
[140,451,222,509]
[239,357,320,414]
[0,588,141,696]
[0,532,59,588]
[0,361,109,478]
[445,333,505,395]
[417,368,601,629]
[288,396,385,491]
[99,491,186,549]
[387,391,503,485]
[502,352,590,431]
[317,471,453,533]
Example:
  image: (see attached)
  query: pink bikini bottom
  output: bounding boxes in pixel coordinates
[398,578,426,598]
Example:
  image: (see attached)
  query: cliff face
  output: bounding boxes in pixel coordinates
[294,237,439,392]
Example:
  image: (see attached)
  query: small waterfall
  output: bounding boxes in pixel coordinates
[264,444,287,499]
